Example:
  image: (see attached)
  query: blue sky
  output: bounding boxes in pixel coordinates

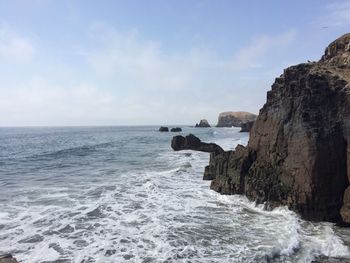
[0,0,349,126]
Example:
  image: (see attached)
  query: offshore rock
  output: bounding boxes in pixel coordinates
[159,126,169,132]
[240,121,255,132]
[208,33,350,223]
[216,111,257,127]
[170,127,182,132]
[171,134,224,154]
[195,119,211,127]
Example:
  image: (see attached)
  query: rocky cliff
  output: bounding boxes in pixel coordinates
[216,111,257,127]
[206,33,350,223]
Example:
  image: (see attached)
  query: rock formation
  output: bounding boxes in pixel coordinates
[172,33,350,224]
[0,255,18,263]
[171,134,224,154]
[159,126,169,132]
[216,111,257,127]
[240,121,255,132]
[195,119,211,128]
[170,127,182,132]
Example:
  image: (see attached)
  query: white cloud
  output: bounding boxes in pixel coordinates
[0,26,35,63]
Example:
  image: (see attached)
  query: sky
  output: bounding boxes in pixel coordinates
[0,0,349,126]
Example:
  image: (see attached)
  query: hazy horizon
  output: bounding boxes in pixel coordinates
[0,0,349,126]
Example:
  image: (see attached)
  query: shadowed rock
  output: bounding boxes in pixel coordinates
[240,121,255,132]
[170,127,182,132]
[159,126,169,132]
[195,119,210,128]
[171,134,224,154]
[0,254,18,263]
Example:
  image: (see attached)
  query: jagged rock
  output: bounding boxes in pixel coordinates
[240,121,255,132]
[195,119,211,128]
[171,134,224,154]
[170,127,182,132]
[0,254,19,263]
[159,126,169,132]
[216,111,257,127]
[206,33,350,224]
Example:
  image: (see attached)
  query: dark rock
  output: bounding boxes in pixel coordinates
[240,121,255,132]
[159,126,169,132]
[195,119,211,128]
[171,134,224,154]
[206,33,350,224]
[0,254,18,263]
[170,127,182,132]
[216,111,257,127]
[312,256,350,263]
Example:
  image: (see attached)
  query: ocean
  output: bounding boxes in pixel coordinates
[0,126,350,263]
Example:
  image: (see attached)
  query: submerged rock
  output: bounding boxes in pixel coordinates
[170,127,182,132]
[159,127,169,132]
[195,119,211,128]
[216,111,257,127]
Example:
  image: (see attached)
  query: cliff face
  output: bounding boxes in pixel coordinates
[207,33,350,223]
[216,111,257,127]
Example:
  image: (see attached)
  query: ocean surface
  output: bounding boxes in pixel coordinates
[1,126,350,263]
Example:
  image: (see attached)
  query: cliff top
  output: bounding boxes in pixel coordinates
[320,33,350,68]
[218,111,257,118]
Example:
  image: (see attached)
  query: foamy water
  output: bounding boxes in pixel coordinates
[0,126,349,262]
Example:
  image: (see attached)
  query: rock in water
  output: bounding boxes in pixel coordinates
[240,121,255,132]
[171,134,224,154]
[216,111,257,127]
[159,126,169,132]
[0,254,19,263]
[195,119,211,127]
[207,33,350,224]
[170,127,182,132]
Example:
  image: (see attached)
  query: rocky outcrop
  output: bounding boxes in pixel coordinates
[195,119,211,128]
[170,127,182,132]
[0,255,18,263]
[173,34,350,224]
[171,134,224,154]
[216,111,257,127]
[159,126,169,132]
[240,121,255,132]
[208,33,350,223]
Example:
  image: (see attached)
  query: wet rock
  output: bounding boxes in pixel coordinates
[158,126,169,132]
[206,33,350,223]
[216,111,257,127]
[240,121,255,132]
[18,234,44,243]
[0,254,18,263]
[195,119,210,128]
[171,134,224,154]
[170,127,182,132]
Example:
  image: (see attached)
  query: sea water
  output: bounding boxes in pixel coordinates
[0,126,349,263]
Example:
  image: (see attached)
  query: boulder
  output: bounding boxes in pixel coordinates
[216,111,257,127]
[171,134,224,154]
[170,127,182,132]
[159,126,169,132]
[240,121,255,132]
[195,119,211,128]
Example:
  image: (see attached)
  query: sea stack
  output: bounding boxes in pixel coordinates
[216,111,257,127]
[195,119,211,128]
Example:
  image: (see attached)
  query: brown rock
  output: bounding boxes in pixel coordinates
[240,121,255,132]
[216,111,257,127]
[0,254,19,263]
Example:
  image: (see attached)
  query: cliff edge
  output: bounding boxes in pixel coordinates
[207,33,350,223]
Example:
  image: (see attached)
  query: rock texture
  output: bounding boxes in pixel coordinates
[207,33,350,223]
[171,134,224,154]
[240,121,255,132]
[195,119,211,128]
[159,126,169,132]
[216,111,257,127]
[0,255,18,263]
